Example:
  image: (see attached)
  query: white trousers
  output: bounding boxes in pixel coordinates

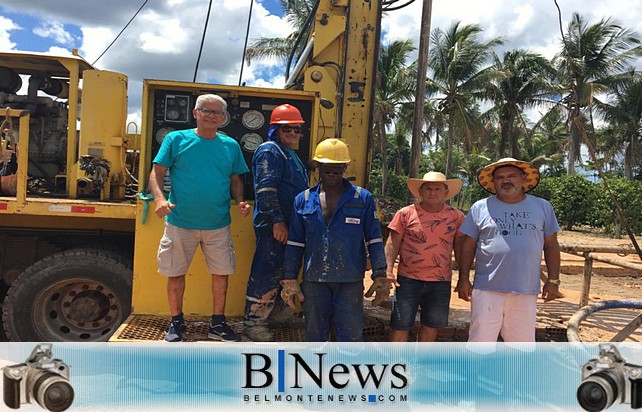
[468,289,537,342]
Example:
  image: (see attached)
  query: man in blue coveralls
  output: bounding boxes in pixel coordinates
[244,104,309,339]
[280,138,392,342]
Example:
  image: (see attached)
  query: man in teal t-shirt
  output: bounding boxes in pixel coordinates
[149,94,250,342]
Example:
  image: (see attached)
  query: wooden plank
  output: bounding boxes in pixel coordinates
[587,253,642,272]
[560,243,635,254]
[610,312,642,342]
[580,252,592,307]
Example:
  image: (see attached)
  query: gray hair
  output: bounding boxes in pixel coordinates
[195,94,227,110]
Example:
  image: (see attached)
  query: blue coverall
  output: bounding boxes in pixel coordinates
[283,179,387,341]
[244,125,309,323]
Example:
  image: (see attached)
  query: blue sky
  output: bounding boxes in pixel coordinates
[1,0,641,125]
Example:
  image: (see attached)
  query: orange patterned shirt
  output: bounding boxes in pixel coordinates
[388,203,465,282]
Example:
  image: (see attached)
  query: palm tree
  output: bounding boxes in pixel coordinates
[391,121,411,175]
[594,73,642,178]
[554,12,642,174]
[526,106,568,176]
[372,39,416,195]
[486,49,556,159]
[422,98,447,148]
[244,0,316,66]
[427,21,503,176]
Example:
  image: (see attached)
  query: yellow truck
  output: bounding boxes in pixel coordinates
[0,0,381,341]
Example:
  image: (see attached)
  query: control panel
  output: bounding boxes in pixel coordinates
[149,89,314,200]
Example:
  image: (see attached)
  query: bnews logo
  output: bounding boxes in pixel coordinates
[242,350,408,404]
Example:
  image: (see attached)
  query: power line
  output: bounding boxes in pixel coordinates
[194,0,214,83]
[239,0,255,86]
[92,0,149,66]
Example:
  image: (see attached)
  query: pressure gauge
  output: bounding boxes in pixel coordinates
[165,109,180,121]
[220,110,231,128]
[240,133,263,152]
[156,127,175,145]
[241,110,265,130]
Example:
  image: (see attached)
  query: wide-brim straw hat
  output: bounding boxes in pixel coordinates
[477,157,540,194]
[407,172,462,200]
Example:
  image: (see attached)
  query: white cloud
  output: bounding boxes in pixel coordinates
[0,16,20,50]
[137,15,188,54]
[2,0,641,122]
[45,46,75,56]
[508,4,534,39]
[78,26,113,64]
[33,21,74,45]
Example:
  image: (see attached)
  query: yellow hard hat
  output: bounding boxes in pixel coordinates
[312,138,351,163]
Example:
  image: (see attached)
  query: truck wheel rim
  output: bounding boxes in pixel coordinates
[33,278,122,341]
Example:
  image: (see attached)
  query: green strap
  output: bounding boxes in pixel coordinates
[138,192,155,224]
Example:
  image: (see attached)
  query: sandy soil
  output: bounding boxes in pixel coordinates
[365,230,642,342]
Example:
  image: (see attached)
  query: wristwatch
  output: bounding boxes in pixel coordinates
[547,278,561,286]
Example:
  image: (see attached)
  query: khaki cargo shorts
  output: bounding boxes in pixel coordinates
[157,222,236,277]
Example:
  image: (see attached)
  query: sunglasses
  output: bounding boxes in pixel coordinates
[280,126,303,134]
[318,166,346,175]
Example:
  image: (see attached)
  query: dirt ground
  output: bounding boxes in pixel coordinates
[365,230,642,342]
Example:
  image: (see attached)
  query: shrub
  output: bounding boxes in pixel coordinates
[598,178,642,235]
[368,172,410,205]
[533,175,600,230]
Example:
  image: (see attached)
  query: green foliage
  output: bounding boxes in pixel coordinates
[368,171,409,205]
[531,175,600,230]
[599,178,642,235]
[369,170,642,235]
[530,176,642,234]
[528,177,553,200]
[387,173,411,203]
[457,182,489,211]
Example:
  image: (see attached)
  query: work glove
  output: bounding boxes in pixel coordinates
[280,281,304,311]
[365,276,393,306]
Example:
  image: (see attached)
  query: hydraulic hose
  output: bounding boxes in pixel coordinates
[566,300,642,342]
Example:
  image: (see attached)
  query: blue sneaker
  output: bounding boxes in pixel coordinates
[208,322,240,342]
[165,318,186,342]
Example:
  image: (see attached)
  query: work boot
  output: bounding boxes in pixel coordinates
[245,324,275,342]
[269,304,304,327]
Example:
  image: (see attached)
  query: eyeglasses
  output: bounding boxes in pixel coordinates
[196,108,226,117]
[280,126,303,134]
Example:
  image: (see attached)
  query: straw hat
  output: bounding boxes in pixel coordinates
[407,172,462,200]
[477,158,540,194]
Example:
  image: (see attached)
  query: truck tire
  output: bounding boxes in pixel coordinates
[3,248,132,342]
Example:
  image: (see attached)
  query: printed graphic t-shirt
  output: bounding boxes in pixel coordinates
[459,195,560,294]
[388,204,465,282]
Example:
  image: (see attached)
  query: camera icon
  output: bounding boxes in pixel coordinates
[577,344,642,411]
[3,343,74,411]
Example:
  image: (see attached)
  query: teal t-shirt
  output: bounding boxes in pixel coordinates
[153,129,249,230]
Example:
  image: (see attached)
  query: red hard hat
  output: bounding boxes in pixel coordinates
[270,104,305,125]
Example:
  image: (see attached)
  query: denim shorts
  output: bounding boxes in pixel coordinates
[390,276,451,330]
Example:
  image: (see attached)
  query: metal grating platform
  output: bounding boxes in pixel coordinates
[111,314,571,342]
[111,314,387,342]
[536,327,569,342]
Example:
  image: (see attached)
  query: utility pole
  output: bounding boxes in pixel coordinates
[408,0,433,194]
